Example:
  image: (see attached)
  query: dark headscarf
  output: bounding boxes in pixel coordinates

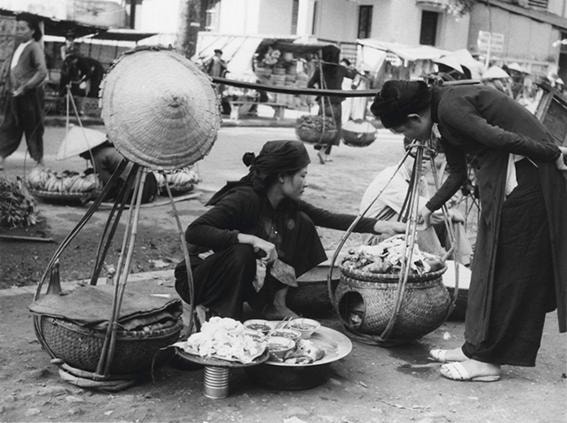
[207,140,310,205]
[370,80,431,128]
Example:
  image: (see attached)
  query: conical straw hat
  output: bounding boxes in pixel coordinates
[100,48,220,170]
[56,125,108,160]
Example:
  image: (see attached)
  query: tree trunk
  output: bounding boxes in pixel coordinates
[176,0,220,58]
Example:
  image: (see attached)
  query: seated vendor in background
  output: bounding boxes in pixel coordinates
[360,137,473,265]
[79,140,157,204]
[174,140,405,325]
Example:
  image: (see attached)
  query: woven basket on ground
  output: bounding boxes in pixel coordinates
[40,316,183,374]
[335,266,450,342]
[101,48,220,171]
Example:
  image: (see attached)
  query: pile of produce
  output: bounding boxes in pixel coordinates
[341,235,445,276]
[27,167,102,194]
[174,317,266,364]
[0,175,38,228]
[295,115,337,143]
[153,167,200,195]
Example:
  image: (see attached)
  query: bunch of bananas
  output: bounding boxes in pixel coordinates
[154,168,200,193]
[27,167,102,194]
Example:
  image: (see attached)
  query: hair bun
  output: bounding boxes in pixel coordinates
[242,152,256,167]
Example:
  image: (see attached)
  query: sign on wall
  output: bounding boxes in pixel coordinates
[477,30,504,54]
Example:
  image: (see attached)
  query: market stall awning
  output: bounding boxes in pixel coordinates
[357,39,448,62]
[90,29,158,42]
[0,8,106,38]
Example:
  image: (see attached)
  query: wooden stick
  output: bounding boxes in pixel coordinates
[0,234,54,243]
[104,168,147,376]
[164,174,195,332]
[95,167,141,376]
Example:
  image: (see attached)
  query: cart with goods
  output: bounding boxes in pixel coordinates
[30,47,221,390]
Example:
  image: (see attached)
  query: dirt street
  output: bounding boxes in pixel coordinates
[0,125,565,422]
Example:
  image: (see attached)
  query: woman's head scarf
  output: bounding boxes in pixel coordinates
[370,80,431,129]
[208,140,310,205]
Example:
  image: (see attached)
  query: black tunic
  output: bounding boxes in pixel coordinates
[175,185,378,318]
[426,85,567,365]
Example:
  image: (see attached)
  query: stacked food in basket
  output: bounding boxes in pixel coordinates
[26,167,102,196]
[341,234,445,277]
[174,316,324,365]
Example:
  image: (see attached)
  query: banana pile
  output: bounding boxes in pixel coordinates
[154,168,200,194]
[27,167,102,194]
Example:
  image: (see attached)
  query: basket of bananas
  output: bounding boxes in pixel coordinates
[27,167,102,205]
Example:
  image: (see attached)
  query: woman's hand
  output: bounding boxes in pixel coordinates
[418,205,433,228]
[556,147,567,171]
[238,234,277,263]
[373,220,406,235]
[12,86,24,97]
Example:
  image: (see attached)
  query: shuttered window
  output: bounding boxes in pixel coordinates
[420,11,438,46]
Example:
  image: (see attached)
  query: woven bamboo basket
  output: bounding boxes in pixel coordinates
[335,266,450,341]
[39,316,183,374]
[29,189,101,206]
[342,119,377,147]
[295,116,338,144]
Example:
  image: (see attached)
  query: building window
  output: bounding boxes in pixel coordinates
[291,0,299,34]
[420,10,438,46]
[312,0,319,35]
[527,0,548,9]
[357,5,373,39]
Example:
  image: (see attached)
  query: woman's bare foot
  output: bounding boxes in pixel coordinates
[429,347,468,362]
[262,304,298,320]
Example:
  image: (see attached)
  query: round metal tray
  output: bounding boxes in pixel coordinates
[265,326,352,367]
[175,349,269,368]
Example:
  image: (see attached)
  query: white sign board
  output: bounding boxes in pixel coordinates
[477,30,505,54]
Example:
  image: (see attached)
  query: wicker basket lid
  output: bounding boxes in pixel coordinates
[101,48,220,170]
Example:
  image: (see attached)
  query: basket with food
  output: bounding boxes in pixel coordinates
[335,235,451,343]
[295,115,338,144]
[342,119,377,147]
[26,167,102,205]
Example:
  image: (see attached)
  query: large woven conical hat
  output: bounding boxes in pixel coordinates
[101,48,220,170]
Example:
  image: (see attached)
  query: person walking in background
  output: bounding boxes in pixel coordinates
[371,80,567,382]
[0,13,47,171]
[308,50,356,164]
[204,49,230,115]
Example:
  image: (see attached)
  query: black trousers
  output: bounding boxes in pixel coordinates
[462,160,556,366]
[0,88,44,163]
[175,244,281,320]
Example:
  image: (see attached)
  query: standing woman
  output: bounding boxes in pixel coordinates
[0,13,47,170]
[371,80,567,382]
[174,140,404,323]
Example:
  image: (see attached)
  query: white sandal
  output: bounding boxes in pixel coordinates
[440,362,501,382]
